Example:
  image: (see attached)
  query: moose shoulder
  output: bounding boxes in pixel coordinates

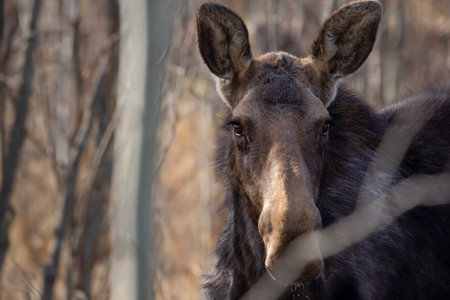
[196,1,450,299]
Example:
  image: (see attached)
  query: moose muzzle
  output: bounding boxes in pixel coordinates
[258,149,323,284]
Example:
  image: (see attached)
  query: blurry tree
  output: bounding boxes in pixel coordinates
[111,0,172,299]
[0,0,118,299]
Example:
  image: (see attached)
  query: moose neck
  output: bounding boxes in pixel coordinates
[203,187,266,299]
[228,189,266,296]
[318,87,384,227]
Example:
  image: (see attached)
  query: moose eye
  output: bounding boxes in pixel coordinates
[232,122,244,137]
[321,121,331,136]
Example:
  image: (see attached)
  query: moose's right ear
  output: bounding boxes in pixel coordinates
[196,3,252,80]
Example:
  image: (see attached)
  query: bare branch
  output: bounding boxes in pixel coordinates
[0,0,42,277]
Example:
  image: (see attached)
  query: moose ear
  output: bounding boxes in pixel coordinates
[196,3,252,80]
[309,0,382,105]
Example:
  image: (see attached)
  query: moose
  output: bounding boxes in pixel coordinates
[196,1,450,299]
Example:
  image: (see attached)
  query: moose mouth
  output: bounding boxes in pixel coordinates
[267,258,323,287]
[292,259,323,283]
[264,228,324,288]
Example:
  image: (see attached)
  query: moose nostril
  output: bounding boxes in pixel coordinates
[265,77,271,84]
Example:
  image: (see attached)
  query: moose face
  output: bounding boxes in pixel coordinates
[217,53,330,281]
[197,1,381,283]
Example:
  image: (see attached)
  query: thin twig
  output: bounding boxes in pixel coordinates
[79,102,122,202]
[12,258,42,298]
[151,95,178,182]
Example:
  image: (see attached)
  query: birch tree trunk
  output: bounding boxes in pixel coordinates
[112,0,171,299]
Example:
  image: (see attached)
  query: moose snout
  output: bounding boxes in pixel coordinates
[257,143,324,283]
[258,197,323,284]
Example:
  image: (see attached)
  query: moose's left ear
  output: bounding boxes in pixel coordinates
[196,3,252,81]
[309,0,382,105]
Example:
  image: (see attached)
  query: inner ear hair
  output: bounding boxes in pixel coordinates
[197,3,252,80]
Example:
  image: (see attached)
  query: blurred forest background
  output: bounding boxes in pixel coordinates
[0,0,448,299]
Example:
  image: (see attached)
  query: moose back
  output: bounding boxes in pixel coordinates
[196,1,450,299]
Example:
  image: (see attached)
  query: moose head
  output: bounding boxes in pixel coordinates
[197,0,381,284]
